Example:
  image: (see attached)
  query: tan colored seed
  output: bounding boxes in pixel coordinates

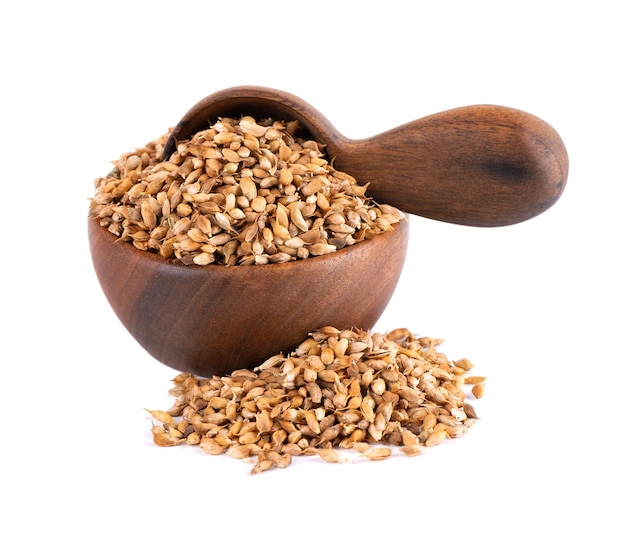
[200,438,226,455]
[267,450,292,468]
[227,445,252,459]
[453,358,474,371]
[472,383,486,399]
[362,447,392,461]
[250,459,274,475]
[464,375,487,385]
[399,445,423,457]
[307,243,337,256]
[303,410,321,435]
[256,410,273,433]
[151,425,180,447]
[145,408,173,424]
[239,116,270,137]
[193,252,214,265]
[317,448,347,463]
[464,403,478,419]
[425,428,448,447]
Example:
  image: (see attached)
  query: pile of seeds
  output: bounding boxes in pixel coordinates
[89,116,405,266]
[148,326,486,474]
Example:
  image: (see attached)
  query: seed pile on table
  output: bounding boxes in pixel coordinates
[148,326,486,474]
[89,116,405,266]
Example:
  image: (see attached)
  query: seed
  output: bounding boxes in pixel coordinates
[371,377,386,395]
[239,431,260,445]
[362,447,392,460]
[472,383,486,399]
[453,358,474,371]
[140,201,157,229]
[193,252,214,265]
[267,450,292,468]
[307,243,337,256]
[464,375,487,385]
[239,116,270,137]
[425,428,448,447]
[317,448,346,463]
[250,459,274,475]
[302,410,321,435]
[399,445,423,457]
[199,438,226,455]
[145,408,173,424]
[256,410,273,433]
[250,196,267,213]
[227,445,252,459]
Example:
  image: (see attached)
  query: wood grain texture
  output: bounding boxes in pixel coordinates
[88,217,409,377]
[163,86,568,227]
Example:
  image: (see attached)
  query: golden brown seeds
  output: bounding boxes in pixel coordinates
[148,326,485,473]
[89,117,406,266]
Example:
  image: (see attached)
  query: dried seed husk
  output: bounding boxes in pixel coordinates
[227,445,252,459]
[250,459,274,475]
[317,448,347,463]
[425,428,448,448]
[145,408,174,424]
[362,447,392,460]
[399,445,424,457]
[472,383,486,399]
[464,375,487,385]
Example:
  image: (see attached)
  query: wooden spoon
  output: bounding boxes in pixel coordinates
[161,86,568,227]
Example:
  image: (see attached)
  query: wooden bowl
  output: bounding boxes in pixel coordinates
[88,217,409,377]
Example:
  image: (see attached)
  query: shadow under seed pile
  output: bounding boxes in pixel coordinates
[148,326,486,474]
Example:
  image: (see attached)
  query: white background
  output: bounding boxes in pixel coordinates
[2,1,624,534]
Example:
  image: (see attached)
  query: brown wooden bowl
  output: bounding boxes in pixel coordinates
[88,217,409,377]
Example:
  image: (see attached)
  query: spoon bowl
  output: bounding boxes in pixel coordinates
[88,217,409,377]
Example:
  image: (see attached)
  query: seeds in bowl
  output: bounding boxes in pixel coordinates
[89,116,405,266]
[147,326,485,474]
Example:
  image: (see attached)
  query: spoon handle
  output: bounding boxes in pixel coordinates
[329,105,568,227]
